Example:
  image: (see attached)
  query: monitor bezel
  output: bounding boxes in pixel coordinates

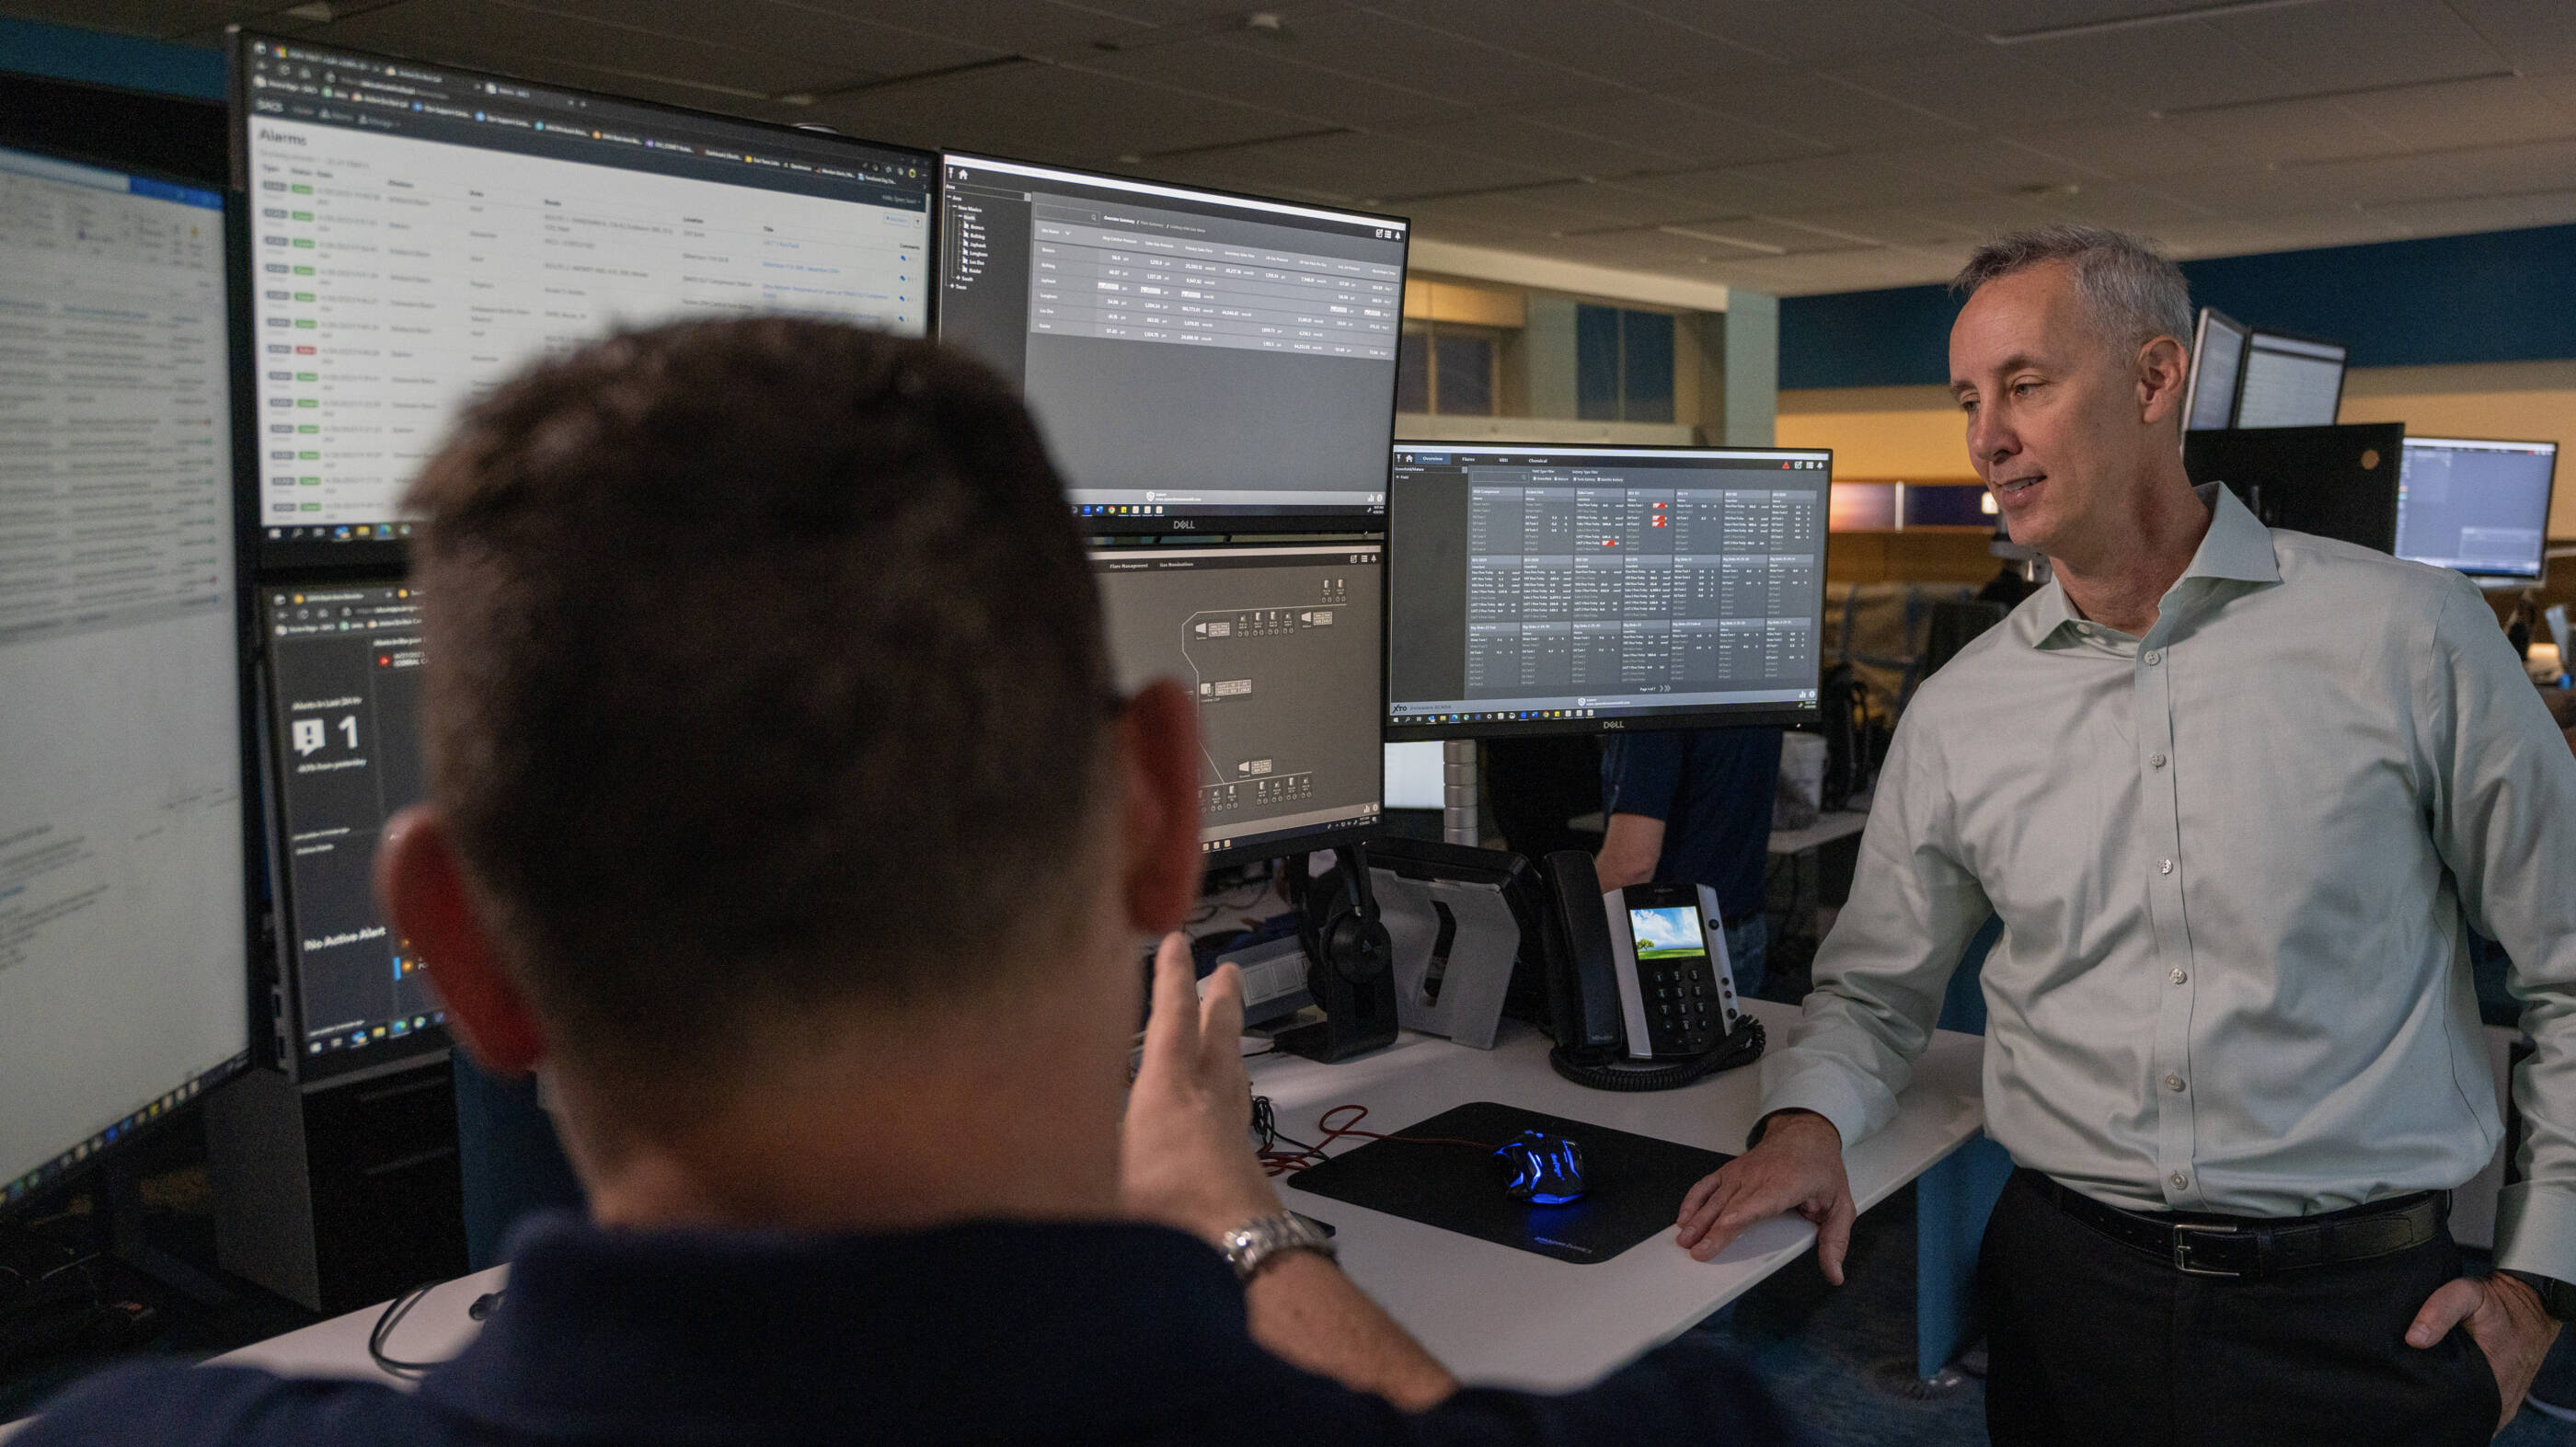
[2183,305,2248,432]
[2398,434,2562,581]
[938,148,1411,537]
[1,144,260,1221]
[227,28,943,575]
[1381,441,1834,742]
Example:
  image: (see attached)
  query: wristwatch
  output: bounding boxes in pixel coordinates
[2500,1269,2576,1321]
[1220,1212,1339,1283]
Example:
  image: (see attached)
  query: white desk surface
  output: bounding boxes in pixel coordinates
[8,999,1982,1420]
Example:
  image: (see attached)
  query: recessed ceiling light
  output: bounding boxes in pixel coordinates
[2012,181,2083,198]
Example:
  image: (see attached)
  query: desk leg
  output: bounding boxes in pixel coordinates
[1915,1135,2013,1380]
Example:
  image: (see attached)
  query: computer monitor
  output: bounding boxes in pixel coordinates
[2182,422,2405,555]
[257,580,448,1081]
[233,33,936,571]
[940,155,1408,532]
[2395,436,2559,581]
[2234,329,2347,429]
[1385,443,1832,739]
[2184,307,2248,431]
[1,144,253,1212]
[1093,544,1385,860]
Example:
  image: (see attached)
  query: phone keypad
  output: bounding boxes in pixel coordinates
[1645,959,1732,1054]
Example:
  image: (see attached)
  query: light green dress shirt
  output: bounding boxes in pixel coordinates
[1760,483,2576,1280]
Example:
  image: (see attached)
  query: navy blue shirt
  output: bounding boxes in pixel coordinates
[1601,729,1782,927]
[17,1214,1796,1446]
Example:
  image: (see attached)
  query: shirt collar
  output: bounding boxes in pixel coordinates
[2023,482,2280,649]
[417,1213,1277,1441]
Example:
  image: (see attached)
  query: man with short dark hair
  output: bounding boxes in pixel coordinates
[1668,225,2576,1445]
[17,319,1792,1446]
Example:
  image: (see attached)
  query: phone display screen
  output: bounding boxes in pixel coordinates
[1628,906,1708,962]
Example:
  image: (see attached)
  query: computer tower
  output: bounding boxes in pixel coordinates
[2182,422,2405,555]
[206,1056,468,1315]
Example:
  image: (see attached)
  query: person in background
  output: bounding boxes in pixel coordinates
[1595,729,1784,998]
[1671,225,2576,1446]
[16,319,1794,1447]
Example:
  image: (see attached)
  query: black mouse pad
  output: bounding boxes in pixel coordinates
[1284,1101,1733,1265]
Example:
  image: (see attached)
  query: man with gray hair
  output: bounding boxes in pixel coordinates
[1668,224,2576,1444]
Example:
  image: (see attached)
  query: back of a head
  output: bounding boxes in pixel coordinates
[405,319,1109,1088]
[1951,223,2194,367]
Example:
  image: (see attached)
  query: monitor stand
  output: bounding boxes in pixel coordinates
[1443,739,1479,846]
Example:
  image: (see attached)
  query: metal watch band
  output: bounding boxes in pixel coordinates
[2502,1269,2576,1321]
[1221,1212,1338,1283]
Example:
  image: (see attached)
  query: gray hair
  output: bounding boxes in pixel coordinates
[1951,224,2194,359]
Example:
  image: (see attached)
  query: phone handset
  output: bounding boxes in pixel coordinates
[1539,851,1764,1093]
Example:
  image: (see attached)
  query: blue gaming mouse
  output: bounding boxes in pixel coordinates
[1495,1130,1587,1204]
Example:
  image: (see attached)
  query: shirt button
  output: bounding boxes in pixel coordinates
[2149,752,2168,768]
[2158,858,2174,875]
[2170,968,2189,985]
[2145,650,2163,666]
[2170,1171,2190,1189]
[2164,1074,2186,1092]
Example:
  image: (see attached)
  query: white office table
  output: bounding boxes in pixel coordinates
[152,997,1990,1403]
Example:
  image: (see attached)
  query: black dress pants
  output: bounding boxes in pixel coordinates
[1981,1169,2501,1447]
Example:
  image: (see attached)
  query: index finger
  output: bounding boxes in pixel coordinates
[1140,932,1202,1073]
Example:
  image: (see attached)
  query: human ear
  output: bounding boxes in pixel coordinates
[375,806,546,1074]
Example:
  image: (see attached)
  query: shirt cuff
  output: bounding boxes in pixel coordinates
[1751,1062,1879,1154]
[2492,1183,2576,1284]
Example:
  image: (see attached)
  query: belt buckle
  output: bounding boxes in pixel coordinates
[2171,1223,2248,1277]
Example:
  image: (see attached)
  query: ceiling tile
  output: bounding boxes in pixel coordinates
[505,0,1008,81]
[1388,0,1770,86]
[1190,129,1559,201]
[1384,112,1691,174]
[772,0,1147,55]
[1711,247,1967,296]
[2007,119,2271,181]
[2342,74,2576,153]
[2208,0,2506,92]
[2005,21,2302,115]
[314,3,857,98]
[2445,0,2576,75]
[1618,167,1824,215]
[1511,92,1824,168]
[2363,188,2576,237]
[1819,195,2069,247]
[2162,97,2408,167]
[1927,0,2239,38]
[1222,7,1616,108]
[1492,178,1748,226]
[1397,190,1618,236]
[808,60,1309,161]
[1078,35,1466,128]
[1656,69,1977,152]
[1726,138,2079,209]
[1614,0,1972,67]
[1826,42,2147,130]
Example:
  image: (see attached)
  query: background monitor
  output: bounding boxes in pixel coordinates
[940,154,1408,532]
[1,144,253,1210]
[2394,436,2559,580]
[1386,443,1832,740]
[2184,306,2248,431]
[258,580,447,1082]
[234,34,936,571]
[2234,329,2347,429]
[1383,741,1446,811]
[1093,544,1385,860]
[2182,422,2405,555]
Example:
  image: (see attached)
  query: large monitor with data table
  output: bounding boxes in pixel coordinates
[2234,329,2347,430]
[2184,307,2247,431]
[233,33,936,570]
[1386,443,1832,739]
[1094,545,1385,860]
[941,155,1408,532]
[2395,436,2559,581]
[258,580,450,1082]
[1,144,255,1212]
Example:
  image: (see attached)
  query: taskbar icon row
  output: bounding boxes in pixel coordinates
[306,1009,447,1056]
[2,1054,247,1207]
[1405,708,1600,724]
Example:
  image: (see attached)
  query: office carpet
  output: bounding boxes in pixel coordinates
[1696,1182,2576,1445]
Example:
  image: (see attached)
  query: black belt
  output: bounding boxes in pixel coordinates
[2028,1172,2444,1279]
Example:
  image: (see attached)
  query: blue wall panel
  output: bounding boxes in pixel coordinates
[1783,224,2576,391]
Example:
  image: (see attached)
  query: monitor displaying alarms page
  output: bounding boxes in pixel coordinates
[236,35,934,568]
[1,145,249,1210]
[943,155,1408,530]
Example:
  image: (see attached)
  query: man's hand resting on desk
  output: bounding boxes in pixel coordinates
[1673,1110,1857,1281]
